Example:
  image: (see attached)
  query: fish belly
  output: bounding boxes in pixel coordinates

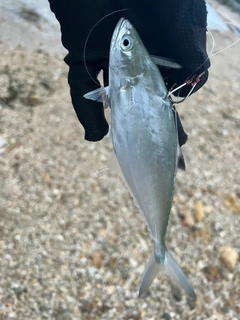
[111,85,177,243]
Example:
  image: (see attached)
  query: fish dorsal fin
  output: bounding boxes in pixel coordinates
[83,86,110,108]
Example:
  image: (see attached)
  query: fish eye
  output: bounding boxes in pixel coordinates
[121,35,133,51]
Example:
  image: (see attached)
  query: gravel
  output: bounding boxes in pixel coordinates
[0,3,240,320]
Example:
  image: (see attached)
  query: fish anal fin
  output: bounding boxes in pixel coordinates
[177,144,186,171]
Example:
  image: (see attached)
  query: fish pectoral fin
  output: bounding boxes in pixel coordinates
[139,250,196,300]
[177,144,186,171]
[83,86,110,108]
[151,55,182,69]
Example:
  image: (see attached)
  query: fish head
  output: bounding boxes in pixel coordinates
[110,18,154,79]
[109,18,167,96]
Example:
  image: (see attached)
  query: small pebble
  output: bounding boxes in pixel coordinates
[129,258,138,268]
[11,285,28,296]
[172,286,182,302]
[92,251,104,269]
[221,305,231,314]
[179,210,194,228]
[56,312,73,320]
[219,247,238,271]
[161,312,171,320]
[0,136,7,149]
[190,225,211,243]
[187,293,203,315]
[194,200,205,222]
[224,194,240,213]
[202,265,220,281]
[79,299,92,312]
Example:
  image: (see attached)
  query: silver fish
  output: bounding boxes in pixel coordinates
[84,18,195,299]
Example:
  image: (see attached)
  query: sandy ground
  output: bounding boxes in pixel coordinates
[0,2,240,320]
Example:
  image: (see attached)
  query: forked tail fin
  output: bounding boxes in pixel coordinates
[139,250,196,299]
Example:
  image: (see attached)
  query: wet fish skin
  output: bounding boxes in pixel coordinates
[84,18,195,299]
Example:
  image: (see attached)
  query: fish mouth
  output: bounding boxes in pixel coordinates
[115,17,126,33]
[116,18,132,35]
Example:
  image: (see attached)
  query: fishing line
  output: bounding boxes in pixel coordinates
[168,28,216,100]
[168,83,188,97]
[207,28,216,57]
[195,23,239,77]
[188,22,240,80]
[83,8,128,85]
[208,27,240,58]
[172,21,240,101]
[168,82,196,104]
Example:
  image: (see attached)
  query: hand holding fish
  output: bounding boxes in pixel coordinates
[49,0,210,141]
